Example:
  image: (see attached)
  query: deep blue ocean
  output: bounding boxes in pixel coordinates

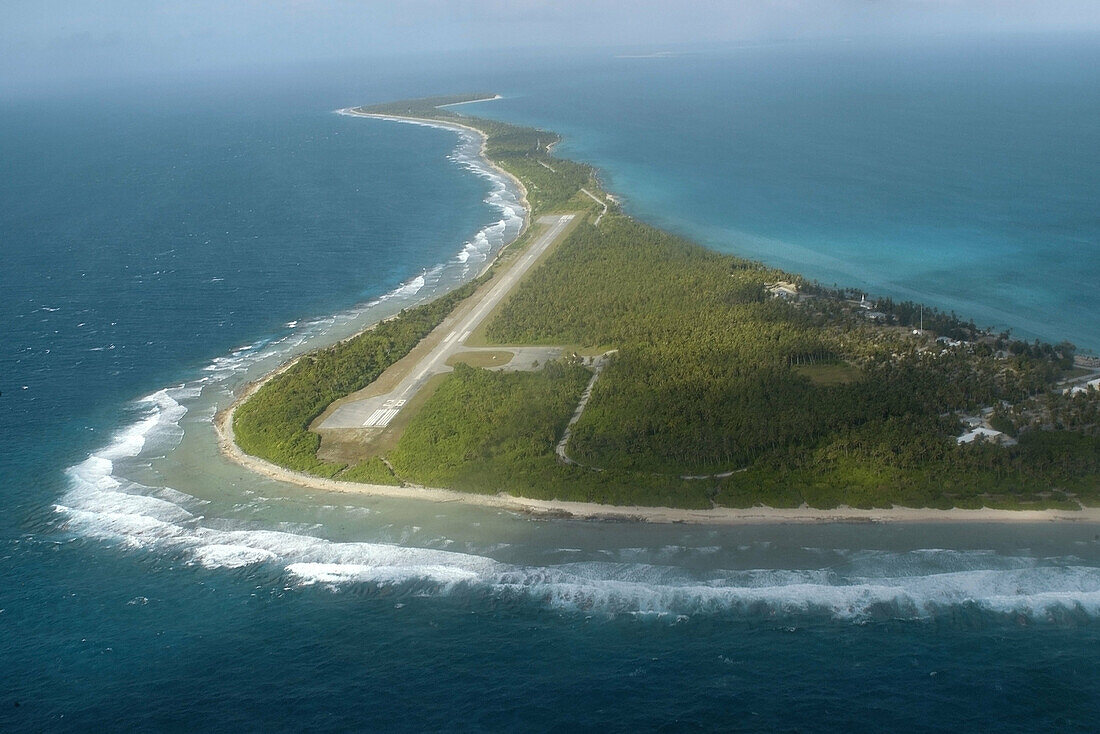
[3,38,1100,731]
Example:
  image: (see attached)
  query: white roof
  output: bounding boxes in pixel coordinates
[1065,378,1100,395]
[956,427,1005,444]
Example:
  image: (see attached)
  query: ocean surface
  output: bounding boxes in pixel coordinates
[470,35,1100,351]
[2,38,1100,730]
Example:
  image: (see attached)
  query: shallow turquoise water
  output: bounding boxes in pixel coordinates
[468,36,1100,350]
[3,39,1100,731]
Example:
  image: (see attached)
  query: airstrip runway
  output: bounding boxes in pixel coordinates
[318,213,575,430]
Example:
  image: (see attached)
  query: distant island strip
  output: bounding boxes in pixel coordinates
[215,94,1100,522]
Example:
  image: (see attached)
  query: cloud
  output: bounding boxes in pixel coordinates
[2,0,1098,92]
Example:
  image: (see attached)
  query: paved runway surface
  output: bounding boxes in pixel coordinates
[319,214,575,430]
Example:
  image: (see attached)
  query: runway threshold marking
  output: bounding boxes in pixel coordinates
[345,214,574,431]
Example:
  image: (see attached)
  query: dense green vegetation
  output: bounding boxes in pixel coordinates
[472,213,1100,506]
[716,419,1099,510]
[232,277,483,477]
[389,362,588,493]
[340,457,401,485]
[389,363,715,508]
[360,94,497,117]
[233,94,601,482]
[358,96,598,214]
[472,213,1099,506]
[235,94,1100,510]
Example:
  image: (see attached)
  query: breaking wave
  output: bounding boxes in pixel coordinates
[52,331,1100,624]
[54,393,1100,623]
[50,106,1100,625]
[337,108,526,279]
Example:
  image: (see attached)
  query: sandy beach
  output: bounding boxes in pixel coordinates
[216,389,1100,524]
[337,106,531,217]
[215,310,1100,530]
[215,108,1100,527]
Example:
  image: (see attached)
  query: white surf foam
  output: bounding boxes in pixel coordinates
[57,109,528,584]
[55,443,1100,622]
[395,274,425,297]
[287,562,483,587]
[55,108,1100,624]
[341,110,526,280]
[191,544,279,569]
[59,342,1100,623]
[55,381,1100,623]
[484,561,1100,620]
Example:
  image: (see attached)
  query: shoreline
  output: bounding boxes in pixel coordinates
[215,406,1100,524]
[216,397,1100,524]
[214,108,531,484]
[336,107,532,228]
[217,106,1100,526]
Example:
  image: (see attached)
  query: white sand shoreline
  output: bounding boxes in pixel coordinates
[214,406,1100,524]
[215,107,1100,527]
[336,106,531,223]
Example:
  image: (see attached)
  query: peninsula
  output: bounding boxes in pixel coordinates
[219,94,1100,521]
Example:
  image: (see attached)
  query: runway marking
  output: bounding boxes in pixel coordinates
[361,399,408,427]
[322,214,576,431]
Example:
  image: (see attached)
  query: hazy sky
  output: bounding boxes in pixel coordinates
[4,1,1099,93]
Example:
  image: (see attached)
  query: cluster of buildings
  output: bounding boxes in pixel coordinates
[1064,377,1100,396]
[955,411,1018,446]
[956,426,1016,446]
[766,281,800,300]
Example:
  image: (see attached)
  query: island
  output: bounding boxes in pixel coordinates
[216,94,1100,522]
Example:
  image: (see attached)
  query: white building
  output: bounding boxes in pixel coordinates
[1064,377,1100,396]
[956,427,1016,446]
[767,281,799,299]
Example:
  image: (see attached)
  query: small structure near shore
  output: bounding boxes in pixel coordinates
[956,426,1016,446]
[1064,377,1100,396]
[766,281,799,299]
